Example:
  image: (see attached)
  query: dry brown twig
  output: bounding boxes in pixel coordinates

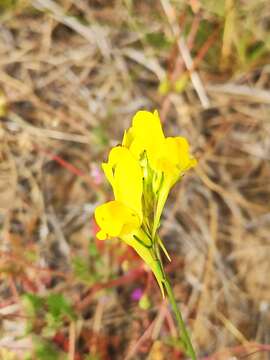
[160,0,210,108]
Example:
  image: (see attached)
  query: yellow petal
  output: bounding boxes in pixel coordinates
[152,137,197,237]
[95,200,141,239]
[128,110,165,164]
[104,146,143,218]
[132,110,164,141]
[96,229,107,240]
[165,136,197,171]
[153,136,197,195]
[122,128,134,148]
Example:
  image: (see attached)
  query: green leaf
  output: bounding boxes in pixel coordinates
[145,32,172,49]
[88,241,99,258]
[22,293,44,317]
[34,339,61,360]
[43,313,62,336]
[72,256,94,284]
[46,293,75,321]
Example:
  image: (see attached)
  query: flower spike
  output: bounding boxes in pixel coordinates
[95,110,196,295]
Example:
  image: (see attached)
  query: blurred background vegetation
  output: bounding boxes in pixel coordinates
[0,0,270,359]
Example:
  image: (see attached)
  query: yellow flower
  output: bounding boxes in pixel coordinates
[122,110,196,236]
[122,110,196,184]
[94,145,166,295]
[95,200,141,240]
[122,110,164,166]
[94,109,196,296]
[154,136,197,185]
[95,146,143,240]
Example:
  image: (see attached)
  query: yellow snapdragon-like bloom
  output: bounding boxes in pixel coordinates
[122,110,196,185]
[122,110,165,166]
[94,110,196,296]
[95,146,142,240]
[122,110,196,236]
[94,145,165,295]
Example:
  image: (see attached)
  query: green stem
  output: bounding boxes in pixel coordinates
[163,276,197,360]
[154,241,196,359]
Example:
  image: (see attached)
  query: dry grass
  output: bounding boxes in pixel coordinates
[0,0,270,359]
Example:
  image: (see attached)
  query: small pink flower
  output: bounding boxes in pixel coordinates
[131,288,143,301]
[90,164,103,185]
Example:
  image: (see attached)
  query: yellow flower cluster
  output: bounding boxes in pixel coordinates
[94,110,196,295]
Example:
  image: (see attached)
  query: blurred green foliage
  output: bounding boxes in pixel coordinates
[145,32,172,49]
[46,293,75,321]
[23,292,75,337]
[72,239,104,284]
[0,0,16,10]
[84,355,101,360]
[31,338,64,360]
